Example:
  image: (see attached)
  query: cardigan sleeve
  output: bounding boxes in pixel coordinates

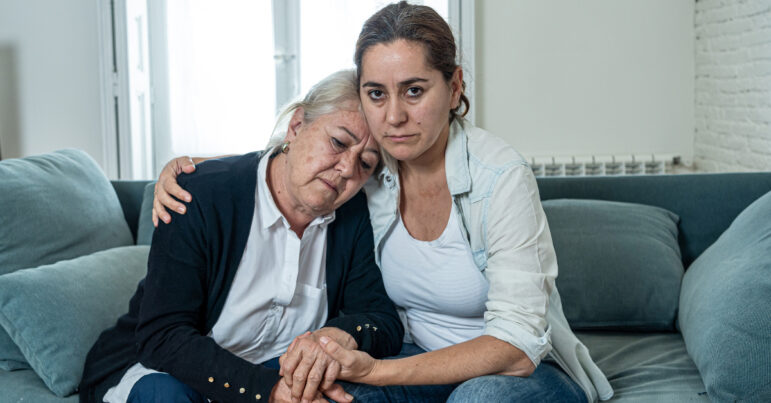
[135,195,281,402]
[324,195,404,358]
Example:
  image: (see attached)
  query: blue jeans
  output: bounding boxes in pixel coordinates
[333,343,456,403]
[447,360,586,403]
[127,373,207,403]
[335,345,586,403]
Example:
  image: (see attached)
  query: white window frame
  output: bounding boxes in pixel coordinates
[98,0,475,179]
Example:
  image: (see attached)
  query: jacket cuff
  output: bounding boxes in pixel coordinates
[483,320,552,367]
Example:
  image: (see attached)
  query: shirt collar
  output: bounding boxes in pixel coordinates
[257,149,336,230]
[444,119,471,195]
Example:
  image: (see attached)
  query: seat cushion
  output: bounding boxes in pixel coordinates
[543,199,683,330]
[0,368,77,403]
[0,246,149,397]
[575,331,708,403]
[679,190,771,403]
[0,149,133,369]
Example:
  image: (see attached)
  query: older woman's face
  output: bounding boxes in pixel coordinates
[281,105,379,217]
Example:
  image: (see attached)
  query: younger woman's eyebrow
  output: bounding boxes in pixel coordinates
[361,77,428,88]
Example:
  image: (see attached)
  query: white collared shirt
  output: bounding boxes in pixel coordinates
[104,153,332,402]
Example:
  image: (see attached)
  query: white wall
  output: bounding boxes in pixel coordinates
[476,0,695,164]
[0,0,106,169]
[694,0,771,172]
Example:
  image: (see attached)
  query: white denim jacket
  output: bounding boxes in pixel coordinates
[364,120,613,402]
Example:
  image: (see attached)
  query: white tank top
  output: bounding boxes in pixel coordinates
[380,202,489,352]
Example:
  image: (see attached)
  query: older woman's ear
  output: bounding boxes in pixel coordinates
[285,107,305,142]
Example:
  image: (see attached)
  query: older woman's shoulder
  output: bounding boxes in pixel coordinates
[177,152,261,206]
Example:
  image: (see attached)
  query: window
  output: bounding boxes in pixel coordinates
[103,0,471,179]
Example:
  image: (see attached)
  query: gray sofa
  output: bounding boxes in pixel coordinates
[0,150,769,403]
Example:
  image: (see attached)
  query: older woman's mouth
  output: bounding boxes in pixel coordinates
[319,178,340,194]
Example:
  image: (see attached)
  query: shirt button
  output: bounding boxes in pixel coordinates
[208,377,214,383]
[224,382,230,388]
[356,325,362,331]
[240,387,246,394]
[255,394,262,400]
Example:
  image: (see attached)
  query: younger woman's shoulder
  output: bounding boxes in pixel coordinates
[461,122,528,169]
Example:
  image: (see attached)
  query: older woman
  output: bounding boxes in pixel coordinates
[78,70,402,403]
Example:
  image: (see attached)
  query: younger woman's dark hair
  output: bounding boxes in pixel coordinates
[354,1,470,122]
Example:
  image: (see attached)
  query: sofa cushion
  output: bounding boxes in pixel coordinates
[0,149,133,273]
[0,149,134,369]
[0,368,78,403]
[575,331,708,402]
[0,245,149,397]
[543,199,683,330]
[679,190,771,402]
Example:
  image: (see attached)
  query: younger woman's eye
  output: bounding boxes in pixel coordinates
[406,87,423,97]
[360,160,373,171]
[368,89,384,100]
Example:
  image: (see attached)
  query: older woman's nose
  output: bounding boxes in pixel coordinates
[338,151,357,178]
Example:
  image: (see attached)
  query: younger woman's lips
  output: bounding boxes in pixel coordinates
[386,133,416,143]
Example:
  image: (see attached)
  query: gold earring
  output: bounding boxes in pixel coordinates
[281,142,290,154]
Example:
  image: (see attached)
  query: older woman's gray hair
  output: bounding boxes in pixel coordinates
[267,69,361,149]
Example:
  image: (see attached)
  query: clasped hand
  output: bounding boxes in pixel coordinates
[272,328,355,403]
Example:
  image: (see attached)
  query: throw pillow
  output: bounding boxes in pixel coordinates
[679,190,771,402]
[0,149,134,368]
[543,199,683,330]
[0,245,149,396]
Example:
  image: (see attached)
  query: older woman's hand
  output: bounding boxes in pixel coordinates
[279,328,356,403]
[269,376,350,403]
[152,156,196,227]
[319,336,380,384]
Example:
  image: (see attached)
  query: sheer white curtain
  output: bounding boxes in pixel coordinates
[148,0,449,176]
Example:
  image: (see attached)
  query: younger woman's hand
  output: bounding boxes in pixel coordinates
[279,329,355,403]
[319,336,380,384]
[152,156,196,227]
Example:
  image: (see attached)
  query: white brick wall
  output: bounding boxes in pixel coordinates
[695,0,771,171]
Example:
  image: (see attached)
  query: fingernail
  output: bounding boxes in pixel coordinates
[346,393,354,400]
[320,336,329,345]
[177,207,185,214]
[185,196,192,202]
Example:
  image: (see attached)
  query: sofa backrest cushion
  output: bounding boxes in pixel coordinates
[0,245,150,397]
[136,182,157,245]
[679,190,771,402]
[537,173,771,267]
[543,199,683,330]
[0,149,134,370]
[0,149,133,273]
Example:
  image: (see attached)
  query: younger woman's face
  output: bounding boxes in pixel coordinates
[359,39,462,164]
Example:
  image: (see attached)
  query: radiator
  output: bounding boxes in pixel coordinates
[529,154,679,177]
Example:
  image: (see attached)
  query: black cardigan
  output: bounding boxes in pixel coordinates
[79,152,403,403]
